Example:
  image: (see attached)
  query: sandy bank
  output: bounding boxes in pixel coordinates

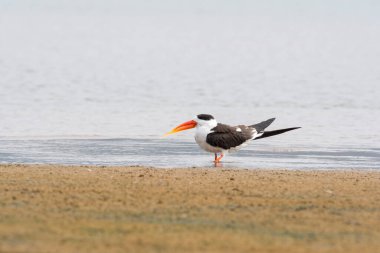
[0,164,379,253]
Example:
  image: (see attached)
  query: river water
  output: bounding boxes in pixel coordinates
[1,1,379,168]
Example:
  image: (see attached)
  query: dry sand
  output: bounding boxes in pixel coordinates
[0,164,379,253]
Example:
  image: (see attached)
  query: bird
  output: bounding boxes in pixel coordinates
[164,114,300,164]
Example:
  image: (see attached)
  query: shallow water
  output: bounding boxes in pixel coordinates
[0,138,379,169]
[0,1,379,168]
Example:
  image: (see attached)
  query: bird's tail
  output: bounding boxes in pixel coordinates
[254,127,301,140]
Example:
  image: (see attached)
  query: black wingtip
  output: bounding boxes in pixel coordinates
[267,118,276,125]
[250,118,276,132]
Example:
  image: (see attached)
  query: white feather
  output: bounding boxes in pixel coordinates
[194,118,223,153]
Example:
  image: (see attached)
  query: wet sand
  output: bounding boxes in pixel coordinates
[0,164,379,253]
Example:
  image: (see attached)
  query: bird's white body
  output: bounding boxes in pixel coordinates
[194,118,223,153]
[193,117,255,154]
[195,129,224,154]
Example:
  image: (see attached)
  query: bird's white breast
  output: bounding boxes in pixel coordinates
[194,126,223,153]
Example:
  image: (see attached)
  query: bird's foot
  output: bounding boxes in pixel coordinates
[213,154,224,165]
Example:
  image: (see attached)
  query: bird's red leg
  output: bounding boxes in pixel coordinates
[217,153,224,162]
[214,153,224,163]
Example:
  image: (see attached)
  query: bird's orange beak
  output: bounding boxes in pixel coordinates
[164,120,197,136]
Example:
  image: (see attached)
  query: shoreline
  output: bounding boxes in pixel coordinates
[2,162,379,171]
[1,164,380,253]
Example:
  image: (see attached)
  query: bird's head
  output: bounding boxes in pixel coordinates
[164,114,217,136]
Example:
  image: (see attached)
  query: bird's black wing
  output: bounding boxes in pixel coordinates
[206,123,254,150]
